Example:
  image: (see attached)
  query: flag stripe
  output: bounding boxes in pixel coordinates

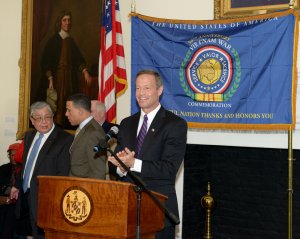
[117,55,126,69]
[99,0,127,123]
[105,31,112,50]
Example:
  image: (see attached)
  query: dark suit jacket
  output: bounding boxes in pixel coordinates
[101,120,118,134]
[110,106,187,226]
[69,118,107,179]
[15,125,73,224]
[0,163,12,196]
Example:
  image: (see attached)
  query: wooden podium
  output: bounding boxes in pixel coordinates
[37,176,166,239]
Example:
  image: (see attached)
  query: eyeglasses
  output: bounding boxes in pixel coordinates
[31,115,53,123]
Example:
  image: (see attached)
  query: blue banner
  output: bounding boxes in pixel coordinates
[131,10,298,130]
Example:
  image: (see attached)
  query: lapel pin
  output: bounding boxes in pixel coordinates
[151,128,155,132]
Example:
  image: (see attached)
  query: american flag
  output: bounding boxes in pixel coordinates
[99,0,127,123]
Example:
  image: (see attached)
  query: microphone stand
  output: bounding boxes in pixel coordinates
[98,140,180,239]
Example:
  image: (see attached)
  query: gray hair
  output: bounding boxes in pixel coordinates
[92,100,106,112]
[30,101,53,116]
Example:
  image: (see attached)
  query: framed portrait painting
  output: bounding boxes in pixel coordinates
[17,0,102,138]
[214,0,299,19]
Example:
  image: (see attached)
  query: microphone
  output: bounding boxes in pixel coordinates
[104,126,119,141]
[93,126,119,152]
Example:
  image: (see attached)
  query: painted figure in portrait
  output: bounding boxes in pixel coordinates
[30,0,101,129]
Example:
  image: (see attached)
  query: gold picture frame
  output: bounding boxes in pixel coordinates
[214,0,299,19]
[17,0,102,139]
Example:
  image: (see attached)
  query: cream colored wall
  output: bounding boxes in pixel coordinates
[0,1,22,165]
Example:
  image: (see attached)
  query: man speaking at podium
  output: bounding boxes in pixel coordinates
[108,70,187,239]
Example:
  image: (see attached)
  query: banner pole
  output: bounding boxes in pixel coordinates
[288,127,293,239]
[288,3,294,239]
[288,2,295,238]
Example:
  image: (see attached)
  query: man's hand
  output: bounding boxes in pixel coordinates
[10,186,19,201]
[48,76,54,89]
[108,148,136,173]
[83,69,92,86]
[118,147,135,168]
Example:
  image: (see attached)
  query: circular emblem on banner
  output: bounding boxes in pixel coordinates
[180,36,241,102]
[186,46,233,94]
[61,186,93,226]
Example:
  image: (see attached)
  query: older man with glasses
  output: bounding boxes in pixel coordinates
[10,101,73,239]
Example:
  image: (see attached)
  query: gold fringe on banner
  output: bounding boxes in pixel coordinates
[188,122,296,131]
[291,11,299,131]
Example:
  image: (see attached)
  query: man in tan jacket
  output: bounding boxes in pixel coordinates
[66,93,106,179]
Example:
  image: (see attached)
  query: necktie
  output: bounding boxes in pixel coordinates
[136,114,148,158]
[23,133,44,192]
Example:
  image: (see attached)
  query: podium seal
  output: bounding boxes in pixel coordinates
[60,186,93,226]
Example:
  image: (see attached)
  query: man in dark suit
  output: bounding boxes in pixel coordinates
[91,100,119,134]
[108,70,187,239]
[66,94,107,179]
[91,100,119,180]
[10,101,73,239]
